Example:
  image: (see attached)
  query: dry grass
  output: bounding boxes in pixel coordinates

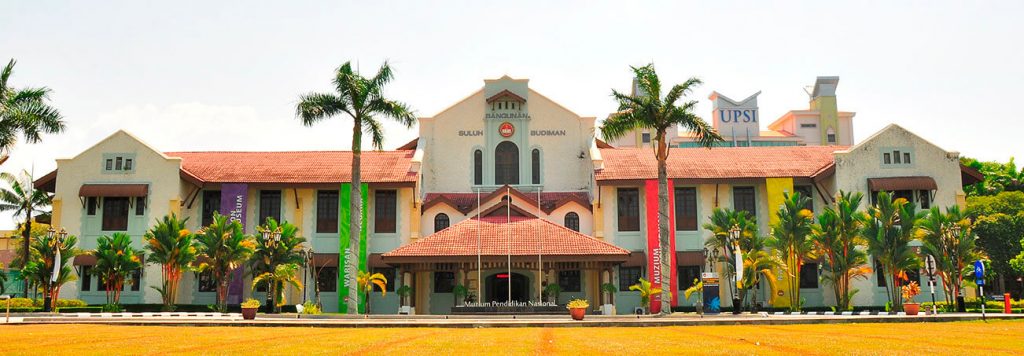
[1,320,1022,355]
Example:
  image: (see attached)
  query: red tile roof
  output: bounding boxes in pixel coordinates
[595,146,845,181]
[165,151,417,184]
[382,217,629,261]
[423,190,590,214]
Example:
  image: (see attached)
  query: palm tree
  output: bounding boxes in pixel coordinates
[92,232,144,306]
[0,59,66,162]
[252,263,303,311]
[195,212,256,312]
[357,271,387,314]
[144,214,197,310]
[740,233,784,310]
[0,169,51,297]
[915,205,980,310]
[249,217,305,313]
[811,191,872,311]
[296,61,415,314]
[864,191,922,311]
[629,277,662,313]
[770,192,815,311]
[19,231,79,311]
[703,208,761,307]
[601,64,722,314]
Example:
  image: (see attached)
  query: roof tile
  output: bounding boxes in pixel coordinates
[595,146,843,181]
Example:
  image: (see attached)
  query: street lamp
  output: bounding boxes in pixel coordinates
[728,224,742,314]
[300,247,314,304]
[43,227,68,312]
[948,223,966,312]
[258,226,283,312]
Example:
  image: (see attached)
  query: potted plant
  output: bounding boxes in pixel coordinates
[600,283,618,315]
[629,278,661,315]
[684,278,703,314]
[566,299,590,320]
[902,281,921,316]
[241,298,260,320]
[396,285,413,314]
[544,283,562,304]
[453,284,469,306]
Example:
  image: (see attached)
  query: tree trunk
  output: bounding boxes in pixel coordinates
[656,131,672,315]
[348,117,363,314]
[22,208,31,298]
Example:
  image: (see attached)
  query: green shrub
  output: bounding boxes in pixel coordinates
[55,299,87,308]
[922,298,1024,311]
[7,298,35,308]
[301,301,321,315]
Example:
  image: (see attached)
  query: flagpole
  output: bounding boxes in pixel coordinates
[476,188,482,303]
[537,187,542,302]
[507,187,511,303]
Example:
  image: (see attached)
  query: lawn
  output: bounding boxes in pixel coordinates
[1,320,1022,355]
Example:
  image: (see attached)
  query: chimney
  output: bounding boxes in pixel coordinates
[810,76,840,145]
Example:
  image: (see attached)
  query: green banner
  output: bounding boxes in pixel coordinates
[338,183,368,314]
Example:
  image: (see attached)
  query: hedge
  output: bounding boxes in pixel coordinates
[921,298,1024,311]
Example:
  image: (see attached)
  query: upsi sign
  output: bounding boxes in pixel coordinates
[719,109,758,123]
[498,122,515,137]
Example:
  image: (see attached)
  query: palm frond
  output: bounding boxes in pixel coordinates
[296,92,347,125]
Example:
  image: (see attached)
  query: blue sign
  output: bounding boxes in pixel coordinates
[974,260,985,286]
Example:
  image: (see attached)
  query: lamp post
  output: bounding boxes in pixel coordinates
[728,224,742,315]
[260,227,282,313]
[700,247,708,316]
[949,224,966,313]
[300,247,314,305]
[43,227,68,312]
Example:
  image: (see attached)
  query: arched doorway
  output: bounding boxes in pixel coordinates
[486,272,529,303]
[494,141,519,184]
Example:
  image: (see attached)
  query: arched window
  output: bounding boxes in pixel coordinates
[531,149,541,184]
[564,212,580,232]
[473,149,483,185]
[434,213,450,232]
[494,141,519,185]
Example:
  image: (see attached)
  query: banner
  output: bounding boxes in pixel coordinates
[220,183,248,304]
[702,272,721,314]
[643,179,678,314]
[338,183,369,314]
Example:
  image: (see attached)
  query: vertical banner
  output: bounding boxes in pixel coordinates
[220,183,248,304]
[644,179,678,314]
[702,272,721,314]
[338,183,369,314]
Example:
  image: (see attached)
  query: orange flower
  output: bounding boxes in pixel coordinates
[179,229,190,238]
[131,255,141,263]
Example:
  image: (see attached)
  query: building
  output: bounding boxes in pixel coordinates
[34,75,982,314]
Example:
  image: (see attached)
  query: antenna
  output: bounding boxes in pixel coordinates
[802,85,814,101]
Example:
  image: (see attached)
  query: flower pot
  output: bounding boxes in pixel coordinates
[242,307,258,320]
[569,307,586,321]
[903,303,920,316]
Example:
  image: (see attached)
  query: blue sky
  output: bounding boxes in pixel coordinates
[1,1,1022,227]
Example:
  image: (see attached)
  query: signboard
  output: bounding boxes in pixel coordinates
[702,272,721,314]
[338,183,369,314]
[974,260,985,286]
[498,122,515,137]
[643,179,678,314]
[220,183,248,304]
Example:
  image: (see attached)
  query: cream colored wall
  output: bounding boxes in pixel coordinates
[547,201,593,236]
[420,90,486,193]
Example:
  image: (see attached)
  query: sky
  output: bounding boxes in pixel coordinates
[1,1,1022,228]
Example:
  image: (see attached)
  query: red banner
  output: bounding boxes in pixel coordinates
[644,179,678,313]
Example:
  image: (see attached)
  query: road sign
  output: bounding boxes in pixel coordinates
[974,260,985,286]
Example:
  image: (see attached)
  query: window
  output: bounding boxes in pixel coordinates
[641,132,651,144]
[81,266,93,291]
[473,149,483,185]
[674,187,698,231]
[258,190,282,224]
[827,133,837,143]
[799,262,819,289]
[197,270,216,292]
[115,157,123,170]
[374,268,396,292]
[124,159,133,171]
[617,188,640,232]
[894,150,902,164]
[434,271,455,293]
[201,190,220,226]
[135,196,146,216]
[564,212,580,232]
[678,266,701,291]
[619,266,642,291]
[919,190,931,209]
[733,187,756,217]
[904,152,911,164]
[800,123,817,128]
[105,159,113,171]
[531,149,541,185]
[316,190,339,233]
[128,268,142,291]
[884,153,892,164]
[558,270,581,292]
[794,186,814,212]
[875,259,886,287]
[374,190,397,233]
[86,197,98,216]
[102,197,130,231]
[317,267,338,292]
[434,213,450,232]
[494,141,519,185]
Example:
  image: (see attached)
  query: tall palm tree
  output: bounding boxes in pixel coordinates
[249,217,305,313]
[811,191,872,311]
[92,232,144,306]
[0,169,51,297]
[195,212,256,312]
[864,191,922,310]
[296,61,415,314]
[0,59,66,160]
[770,192,815,311]
[602,64,722,314]
[144,214,197,310]
[915,205,980,310]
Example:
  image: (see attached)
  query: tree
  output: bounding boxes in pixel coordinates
[251,263,303,312]
[864,191,922,310]
[0,59,66,162]
[195,212,256,312]
[296,61,415,314]
[703,208,776,309]
[357,271,387,314]
[770,192,815,311]
[601,64,722,314]
[811,191,872,311]
[249,217,305,313]
[628,277,662,313]
[144,214,197,310]
[19,231,79,311]
[917,205,982,309]
[0,170,51,297]
[92,232,144,306]
[961,157,1024,196]
[966,191,1024,296]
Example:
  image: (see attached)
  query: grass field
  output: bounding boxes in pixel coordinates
[1,320,1022,355]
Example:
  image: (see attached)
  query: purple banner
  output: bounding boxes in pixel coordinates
[220,183,248,304]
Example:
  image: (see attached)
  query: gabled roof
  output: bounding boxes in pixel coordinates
[165,150,417,184]
[422,187,590,215]
[485,89,526,104]
[381,217,629,262]
[595,146,843,181]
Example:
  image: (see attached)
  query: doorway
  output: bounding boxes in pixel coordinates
[486,272,529,303]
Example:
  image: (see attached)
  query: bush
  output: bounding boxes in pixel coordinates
[7,298,35,308]
[55,299,87,308]
[301,301,321,315]
[921,298,1024,311]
